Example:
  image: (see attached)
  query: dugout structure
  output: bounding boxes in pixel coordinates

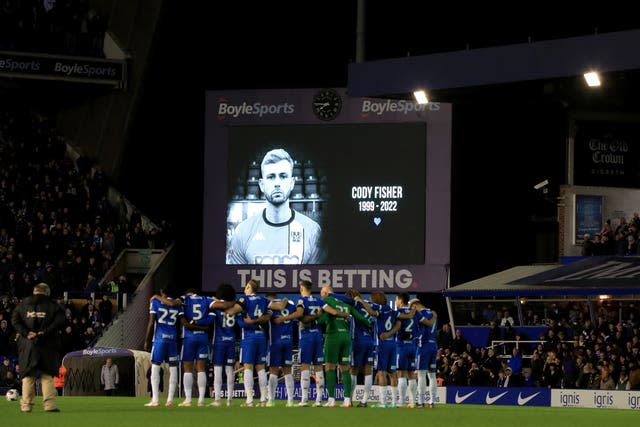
[63,347,151,396]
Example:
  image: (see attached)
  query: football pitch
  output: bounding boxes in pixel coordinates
[3,397,636,427]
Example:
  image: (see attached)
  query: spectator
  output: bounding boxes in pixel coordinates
[100,357,119,396]
[502,323,517,353]
[617,370,631,390]
[0,357,13,379]
[561,350,578,389]
[615,216,629,237]
[523,309,536,326]
[54,363,67,396]
[629,362,640,390]
[0,318,13,356]
[451,329,468,355]
[436,354,451,384]
[508,347,523,379]
[436,323,453,351]
[583,362,600,389]
[486,321,501,349]
[581,233,596,256]
[2,370,20,388]
[83,271,99,298]
[599,365,615,390]
[60,325,80,355]
[500,310,515,327]
[466,309,481,325]
[79,299,95,319]
[98,293,113,325]
[467,362,486,386]
[14,363,22,382]
[480,347,501,382]
[82,326,96,348]
[482,304,497,324]
[447,360,466,386]
[87,304,101,332]
[496,368,510,387]
[542,363,562,388]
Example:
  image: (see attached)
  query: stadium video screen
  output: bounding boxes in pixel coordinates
[225,123,426,265]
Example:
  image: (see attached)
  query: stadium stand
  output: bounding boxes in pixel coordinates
[0,100,171,375]
[0,0,107,57]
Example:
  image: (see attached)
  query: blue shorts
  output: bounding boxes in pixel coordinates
[415,343,437,371]
[351,337,374,367]
[239,335,267,365]
[298,331,324,365]
[181,333,210,362]
[396,342,416,371]
[375,340,397,372]
[151,339,179,365]
[269,339,293,367]
[212,339,236,366]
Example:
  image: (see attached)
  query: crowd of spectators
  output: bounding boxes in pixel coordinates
[436,301,640,390]
[0,105,171,382]
[0,0,107,57]
[582,214,640,256]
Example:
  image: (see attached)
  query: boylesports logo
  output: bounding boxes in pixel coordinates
[216,97,295,120]
[82,348,118,356]
[361,99,440,117]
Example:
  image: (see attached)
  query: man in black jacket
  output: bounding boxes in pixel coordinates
[11,283,65,413]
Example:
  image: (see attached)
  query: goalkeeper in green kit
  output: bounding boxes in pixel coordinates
[318,285,372,408]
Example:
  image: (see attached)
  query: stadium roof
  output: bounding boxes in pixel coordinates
[443,256,640,298]
[347,28,640,110]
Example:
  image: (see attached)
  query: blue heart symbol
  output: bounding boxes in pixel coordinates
[373,217,382,226]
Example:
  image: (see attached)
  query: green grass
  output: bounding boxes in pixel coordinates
[2,396,637,427]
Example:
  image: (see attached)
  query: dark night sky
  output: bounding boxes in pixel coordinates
[120,4,638,289]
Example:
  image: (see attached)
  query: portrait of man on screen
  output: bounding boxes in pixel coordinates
[226,148,323,265]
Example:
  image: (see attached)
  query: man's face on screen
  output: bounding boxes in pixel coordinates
[259,160,295,206]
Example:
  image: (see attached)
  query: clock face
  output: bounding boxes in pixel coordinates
[312,89,342,121]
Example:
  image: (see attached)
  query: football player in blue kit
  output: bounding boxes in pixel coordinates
[209,284,241,407]
[144,288,183,407]
[410,298,438,408]
[178,289,214,407]
[280,280,326,406]
[265,292,297,407]
[216,279,271,407]
[395,293,417,407]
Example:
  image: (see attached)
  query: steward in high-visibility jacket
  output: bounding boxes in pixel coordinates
[54,364,67,394]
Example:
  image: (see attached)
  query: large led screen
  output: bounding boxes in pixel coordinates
[203,89,451,292]
[225,123,426,265]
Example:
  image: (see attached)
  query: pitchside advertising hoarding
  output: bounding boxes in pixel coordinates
[447,386,550,406]
[201,384,640,410]
[247,384,446,404]
[445,387,640,410]
[0,50,125,87]
[551,389,640,410]
[202,89,452,293]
